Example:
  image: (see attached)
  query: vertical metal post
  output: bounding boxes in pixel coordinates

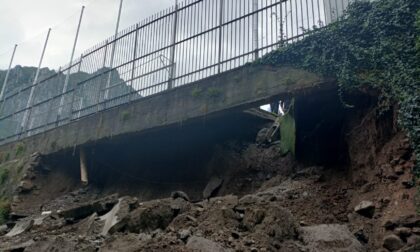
[252,0,259,60]
[0,44,18,102]
[64,6,85,94]
[58,6,85,120]
[70,54,83,120]
[217,0,224,73]
[105,0,124,100]
[130,24,139,99]
[96,40,109,113]
[168,0,179,90]
[20,28,51,133]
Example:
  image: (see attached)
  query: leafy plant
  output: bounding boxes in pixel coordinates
[259,0,420,175]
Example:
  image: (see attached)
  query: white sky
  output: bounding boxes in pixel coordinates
[0,0,174,69]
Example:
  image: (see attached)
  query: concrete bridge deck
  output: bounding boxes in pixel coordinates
[0,65,333,155]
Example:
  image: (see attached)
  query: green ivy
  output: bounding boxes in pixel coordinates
[259,0,420,175]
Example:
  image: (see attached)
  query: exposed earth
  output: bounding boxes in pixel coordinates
[0,92,418,252]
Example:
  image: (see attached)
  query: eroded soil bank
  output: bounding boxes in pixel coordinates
[0,90,418,251]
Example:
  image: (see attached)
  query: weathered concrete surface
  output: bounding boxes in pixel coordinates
[0,65,332,155]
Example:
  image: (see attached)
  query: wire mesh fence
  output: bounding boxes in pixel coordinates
[0,0,355,144]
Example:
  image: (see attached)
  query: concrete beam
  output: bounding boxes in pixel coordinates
[0,65,333,155]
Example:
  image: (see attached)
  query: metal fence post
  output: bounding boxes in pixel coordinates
[96,40,109,113]
[58,6,85,121]
[20,28,51,135]
[252,0,259,60]
[70,54,83,120]
[168,0,179,90]
[105,0,124,101]
[217,0,225,74]
[130,24,139,100]
[0,44,18,103]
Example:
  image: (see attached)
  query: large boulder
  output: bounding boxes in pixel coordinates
[126,199,175,233]
[301,224,366,252]
[382,234,404,251]
[100,196,138,235]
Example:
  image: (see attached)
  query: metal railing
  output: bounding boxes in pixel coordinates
[0,0,353,144]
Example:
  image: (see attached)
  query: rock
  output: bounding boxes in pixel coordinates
[186,236,227,252]
[354,229,369,244]
[395,227,412,238]
[301,224,366,252]
[58,194,119,221]
[5,218,34,237]
[171,191,190,202]
[101,196,137,235]
[178,229,191,241]
[393,165,404,175]
[402,180,415,189]
[383,234,404,251]
[78,213,97,236]
[360,183,375,193]
[0,224,8,235]
[384,220,398,230]
[17,180,35,193]
[126,199,175,233]
[170,197,190,213]
[392,215,420,228]
[138,233,152,242]
[0,239,35,251]
[407,235,420,246]
[354,201,375,218]
[412,227,420,234]
[231,231,240,239]
[24,236,94,252]
[203,177,224,199]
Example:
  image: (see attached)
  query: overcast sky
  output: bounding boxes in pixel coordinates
[0,0,174,69]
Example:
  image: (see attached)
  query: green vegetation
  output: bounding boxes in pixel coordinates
[121,111,131,122]
[0,165,9,185]
[0,198,10,225]
[206,87,222,99]
[15,143,26,158]
[259,0,420,175]
[191,87,204,97]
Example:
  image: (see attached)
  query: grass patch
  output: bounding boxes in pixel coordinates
[0,199,10,225]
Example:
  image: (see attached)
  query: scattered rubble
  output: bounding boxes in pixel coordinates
[354,201,375,218]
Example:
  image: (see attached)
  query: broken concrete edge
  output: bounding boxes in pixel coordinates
[0,64,334,157]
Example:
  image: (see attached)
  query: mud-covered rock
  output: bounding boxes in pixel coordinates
[301,224,366,252]
[171,191,190,202]
[126,199,175,233]
[58,194,119,221]
[5,218,34,237]
[383,234,404,251]
[203,177,224,199]
[25,236,95,252]
[186,236,228,252]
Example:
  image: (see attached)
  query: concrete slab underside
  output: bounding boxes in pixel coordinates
[0,65,333,155]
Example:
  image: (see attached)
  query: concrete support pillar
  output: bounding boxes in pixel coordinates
[80,148,89,185]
